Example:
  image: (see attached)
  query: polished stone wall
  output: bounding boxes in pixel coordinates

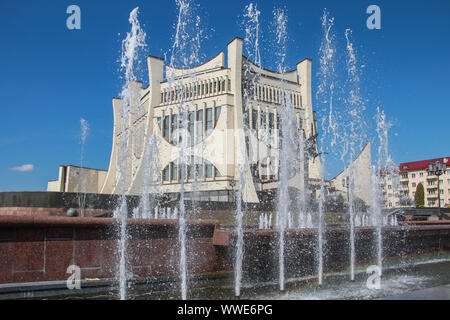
[0,216,227,284]
[0,214,448,285]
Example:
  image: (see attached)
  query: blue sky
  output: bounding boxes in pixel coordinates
[0,0,449,191]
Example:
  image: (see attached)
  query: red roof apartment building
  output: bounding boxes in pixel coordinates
[385,157,450,208]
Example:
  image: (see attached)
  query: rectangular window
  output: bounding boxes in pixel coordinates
[218,190,228,202]
[260,110,266,129]
[277,113,282,141]
[250,164,258,179]
[208,191,219,202]
[420,172,424,177]
[162,167,169,181]
[205,164,213,178]
[186,165,191,180]
[171,114,178,145]
[196,164,204,179]
[188,157,195,179]
[215,106,221,124]
[412,173,416,178]
[188,112,195,146]
[244,110,250,128]
[252,109,258,130]
[206,108,213,135]
[163,115,170,140]
[196,109,203,142]
[170,163,178,181]
[269,112,274,131]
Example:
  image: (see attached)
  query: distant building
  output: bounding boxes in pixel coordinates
[47,165,107,194]
[384,157,450,208]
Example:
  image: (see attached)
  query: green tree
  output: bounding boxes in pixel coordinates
[414,183,425,207]
[352,197,368,213]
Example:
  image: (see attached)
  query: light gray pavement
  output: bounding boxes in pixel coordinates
[381,284,450,300]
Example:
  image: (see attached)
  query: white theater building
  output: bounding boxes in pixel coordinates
[48,37,322,204]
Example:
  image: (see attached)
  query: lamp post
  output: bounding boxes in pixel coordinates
[427,159,447,220]
[342,176,350,202]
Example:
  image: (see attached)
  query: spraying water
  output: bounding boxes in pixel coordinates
[273,7,298,293]
[373,107,397,275]
[167,0,203,300]
[344,28,367,281]
[78,118,89,217]
[138,133,161,218]
[115,7,146,300]
[235,2,262,297]
[297,133,308,229]
[316,9,337,285]
[234,168,246,297]
[371,164,382,268]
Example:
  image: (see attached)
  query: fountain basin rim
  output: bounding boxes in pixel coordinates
[0,215,220,228]
[232,224,450,237]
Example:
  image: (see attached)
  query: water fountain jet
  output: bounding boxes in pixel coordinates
[114,7,146,300]
[78,118,89,217]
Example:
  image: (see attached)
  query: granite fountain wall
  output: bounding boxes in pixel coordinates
[0,213,448,285]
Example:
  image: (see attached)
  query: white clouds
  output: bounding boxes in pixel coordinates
[10,164,34,172]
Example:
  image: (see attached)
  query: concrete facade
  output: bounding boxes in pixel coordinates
[48,38,321,204]
[328,141,373,205]
[47,165,107,194]
[384,157,450,208]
